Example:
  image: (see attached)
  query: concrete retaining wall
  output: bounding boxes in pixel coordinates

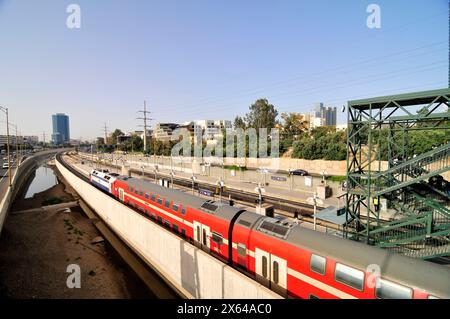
[0,150,61,234]
[56,158,280,299]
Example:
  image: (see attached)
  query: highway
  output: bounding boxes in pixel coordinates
[0,155,18,203]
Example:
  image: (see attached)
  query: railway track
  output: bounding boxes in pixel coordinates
[68,153,353,232]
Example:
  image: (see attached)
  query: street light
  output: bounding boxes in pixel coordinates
[216,178,225,202]
[0,106,12,187]
[191,175,197,195]
[254,183,266,207]
[170,170,174,188]
[154,165,159,182]
[9,123,19,167]
[321,169,328,185]
[307,193,324,231]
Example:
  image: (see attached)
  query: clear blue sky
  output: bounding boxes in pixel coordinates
[0,0,448,140]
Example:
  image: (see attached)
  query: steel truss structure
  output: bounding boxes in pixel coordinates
[345,88,450,259]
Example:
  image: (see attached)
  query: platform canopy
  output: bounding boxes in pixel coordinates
[313,206,351,226]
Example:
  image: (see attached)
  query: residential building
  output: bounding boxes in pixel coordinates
[152,123,179,142]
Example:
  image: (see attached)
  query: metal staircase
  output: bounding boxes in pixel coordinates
[345,88,450,260]
[369,165,450,259]
[374,143,450,197]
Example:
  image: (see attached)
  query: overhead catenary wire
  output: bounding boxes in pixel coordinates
[154,59,447,119]
[156,41,447,113]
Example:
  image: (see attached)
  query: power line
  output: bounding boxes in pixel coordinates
[155,59,447,118]
[157,41,447,112]
[168,10,447,98]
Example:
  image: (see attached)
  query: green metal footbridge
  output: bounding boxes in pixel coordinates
[345,88,450,259]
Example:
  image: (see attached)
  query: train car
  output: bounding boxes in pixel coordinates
[89,169,118,193]
[112,175,250,262]
[232,215,450,299]
[90,172,450,299]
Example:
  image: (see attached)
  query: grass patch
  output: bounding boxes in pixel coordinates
[223,165,247,171]
[42,196,63,206]
[326,175,347,182]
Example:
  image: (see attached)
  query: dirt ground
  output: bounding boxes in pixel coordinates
[0,164,151,299]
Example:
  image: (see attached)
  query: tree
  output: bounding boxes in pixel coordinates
[233,116,246,130]
[245,98,278,130]
[109,129,124,145]
[96,137,105,149]
[280,112,308,139]
[124,134,143,152]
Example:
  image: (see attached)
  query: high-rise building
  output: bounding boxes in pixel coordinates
[52,113,70,145]
[310,104,337,129]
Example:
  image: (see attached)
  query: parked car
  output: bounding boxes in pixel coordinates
[290,169,309,176]
[2,163,9,169]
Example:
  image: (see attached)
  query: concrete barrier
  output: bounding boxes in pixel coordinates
[56,158,281,299]
[0,150,61,234]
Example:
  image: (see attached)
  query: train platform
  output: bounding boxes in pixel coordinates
[75,153,344,209]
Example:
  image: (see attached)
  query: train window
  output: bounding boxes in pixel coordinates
[151,194,156,202]
[309,294,320,299]
[145,193,149,199]
[140,191,143,196]
[135,189,138,194]
[157,216,162,224]
[375,279,413,299]
[310,254,326,275]
[145,209,149,215]
[181,207,186,215]
[130,187,134,192]
[151,213,156,220]
[211,232,223,245]
[157,198,163,205]
[164,200,171,209]
[196,226,201,242]
[172,204,179,212]
[173,224,179,233]
[202,229,207,246]
[335,263,365,291]
[237,244,246,257]
[181,229,186,238]
[262,256,268,278]
[273,261,279,284]
[164,220,171,229]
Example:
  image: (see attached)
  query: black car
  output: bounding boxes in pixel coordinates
[290,169,309,176]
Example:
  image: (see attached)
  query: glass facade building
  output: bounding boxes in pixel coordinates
[52,113,70,145]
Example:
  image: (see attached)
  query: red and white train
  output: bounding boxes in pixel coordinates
[90,169,450,299]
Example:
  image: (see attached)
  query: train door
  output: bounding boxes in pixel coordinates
[255,248,287,297]
[119,189,124,202]
[193,221,210,251]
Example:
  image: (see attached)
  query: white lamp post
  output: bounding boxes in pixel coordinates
[307,193,324,231]
[191,175,197,195]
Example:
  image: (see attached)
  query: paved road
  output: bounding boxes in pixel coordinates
[0,157,17,204]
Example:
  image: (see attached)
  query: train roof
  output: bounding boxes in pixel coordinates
[116,175,244,222]
[285,222,450,298]
[116,174,450,298]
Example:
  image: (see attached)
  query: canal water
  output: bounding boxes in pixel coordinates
[25,166,58,199]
